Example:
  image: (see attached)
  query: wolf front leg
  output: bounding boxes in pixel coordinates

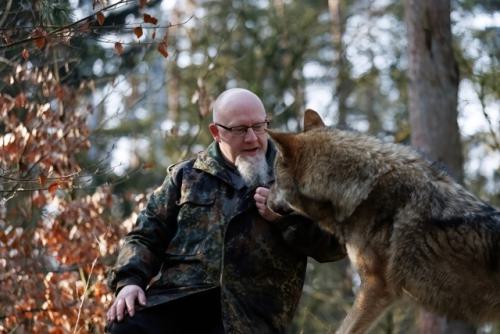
[335,275,395,334]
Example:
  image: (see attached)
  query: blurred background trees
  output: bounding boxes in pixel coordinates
[0,0,498,332]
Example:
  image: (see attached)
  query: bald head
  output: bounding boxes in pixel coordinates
[208,88,269,165]
[212,88,266,123]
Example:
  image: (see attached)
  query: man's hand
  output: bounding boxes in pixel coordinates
[107,284,146,323]
[254,187,282,222]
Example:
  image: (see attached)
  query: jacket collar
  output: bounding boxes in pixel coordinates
[193,140,276,189]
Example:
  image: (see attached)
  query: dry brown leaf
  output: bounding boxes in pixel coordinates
[157,42,168,58]
[15,93,27,108]
[21,49,30,60]
[48,182,59,195]
[31,28,47,49]
[55,84,65,100]
[144,13,158,25]
[114,42,124,55]
[39,175,47,187]
[32,192,46,207]
[161,30,169,44]
[96,12,105,26]
[34,36,46,49]
[134,26,143,39]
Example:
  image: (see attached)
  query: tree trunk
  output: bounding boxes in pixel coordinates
[404,0,463,181]
[366,51,382,135]
[404,1,473,333]
[167,5,181,124]
[329,0,350,128]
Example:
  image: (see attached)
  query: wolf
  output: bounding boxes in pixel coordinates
[267,109,500,334]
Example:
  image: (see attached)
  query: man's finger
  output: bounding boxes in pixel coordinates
[254,192,266,203]
[255,187,270,196]
[260,188,270,196]
[107,305,116,322]
[138,289,147,305]
[116,299,126,321]
[255,200,265,209]
[125,294,136,317]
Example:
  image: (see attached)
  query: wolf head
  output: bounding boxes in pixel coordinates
[267,109,394,223]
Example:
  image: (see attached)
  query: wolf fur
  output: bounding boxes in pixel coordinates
[267,109,500,334]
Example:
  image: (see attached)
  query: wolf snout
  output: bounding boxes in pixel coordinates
[267,185,293,215]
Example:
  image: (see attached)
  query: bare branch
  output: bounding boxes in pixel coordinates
[0,0,13,28]
[0,0,128,50]
[73,258,97,334]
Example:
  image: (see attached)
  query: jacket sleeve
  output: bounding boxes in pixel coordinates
[107,164,184,293]
[273,213,346,263]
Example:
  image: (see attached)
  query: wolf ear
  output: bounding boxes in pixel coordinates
[303,109,326,132]
[267,129,298,159]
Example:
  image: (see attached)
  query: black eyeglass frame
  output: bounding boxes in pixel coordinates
[214,120,270,135]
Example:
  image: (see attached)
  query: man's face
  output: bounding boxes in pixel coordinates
[209,94,268,165]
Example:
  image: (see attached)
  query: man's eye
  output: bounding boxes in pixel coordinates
[233,127,247,134]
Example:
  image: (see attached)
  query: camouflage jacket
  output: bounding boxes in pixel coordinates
[108,141,345,333]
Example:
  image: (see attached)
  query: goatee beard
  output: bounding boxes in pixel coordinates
[235,153,269,188]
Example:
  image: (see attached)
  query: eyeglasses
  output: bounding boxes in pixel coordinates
[215,120,270,137]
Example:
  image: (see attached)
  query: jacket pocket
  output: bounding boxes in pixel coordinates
[158,252,215,288]
[168,189,217,256]
[176,189,215,206]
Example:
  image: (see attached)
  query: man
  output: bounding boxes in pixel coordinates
[106,88,345,333]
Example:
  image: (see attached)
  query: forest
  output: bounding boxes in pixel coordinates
[0,0,498,333]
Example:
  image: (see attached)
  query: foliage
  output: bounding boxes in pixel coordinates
[0,0,498,333]
[0,29,120,334]
[0,0,162,332]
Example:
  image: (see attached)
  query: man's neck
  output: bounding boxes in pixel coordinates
[215,143,237,170]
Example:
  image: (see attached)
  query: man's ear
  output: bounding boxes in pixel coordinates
[267,129,298,160]
[303,109,326,132]
[209,123,220,142]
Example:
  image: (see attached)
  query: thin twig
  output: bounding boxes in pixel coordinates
[0,0,128,50]
[72,257,97,334]
[0,0,13,28]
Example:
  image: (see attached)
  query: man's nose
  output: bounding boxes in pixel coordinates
[243,128,258,142]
